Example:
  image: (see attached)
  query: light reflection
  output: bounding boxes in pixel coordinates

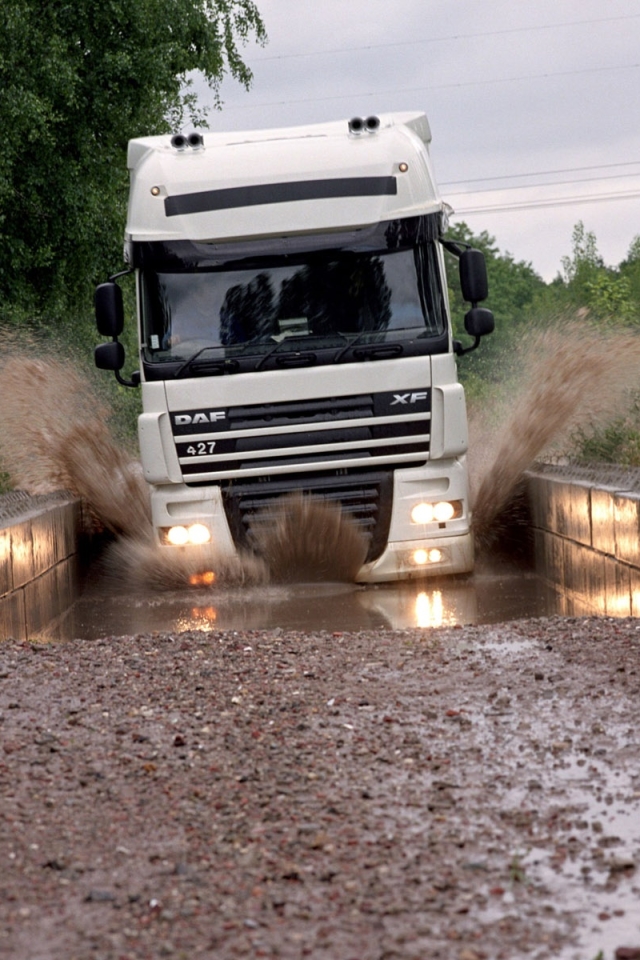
[174,606,218,632]
[356,580,478,628]
[415,590,444,628]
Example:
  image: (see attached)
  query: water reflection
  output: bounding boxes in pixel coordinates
[44,563,562,640]
[416,590,444,628]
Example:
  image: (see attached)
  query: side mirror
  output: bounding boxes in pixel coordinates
[459,249,488,304]
[95,341,125,371]
[95,282,124,337]
[464,307,495,338]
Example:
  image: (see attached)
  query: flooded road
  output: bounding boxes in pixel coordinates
[48,557,567,639]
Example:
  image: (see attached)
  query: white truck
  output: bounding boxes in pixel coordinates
[95,112,494,582]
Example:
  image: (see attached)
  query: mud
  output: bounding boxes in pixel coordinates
[2,616,640,959]
[468,322,640,547]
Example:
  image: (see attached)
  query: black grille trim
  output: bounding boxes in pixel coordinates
[221,470,394,564]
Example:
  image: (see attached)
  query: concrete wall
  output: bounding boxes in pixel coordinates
[0,492,83,640]
[526,464,640,617]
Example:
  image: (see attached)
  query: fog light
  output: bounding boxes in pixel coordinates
[411,547,443,566]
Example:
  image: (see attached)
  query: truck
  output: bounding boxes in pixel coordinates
[94,111,494,582]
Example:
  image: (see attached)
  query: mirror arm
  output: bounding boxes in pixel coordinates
[114,367,140,388]
[453,336,481,356]
[108,267,135,283]
[439,238,471,258]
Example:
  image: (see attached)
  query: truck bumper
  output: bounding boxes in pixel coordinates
[355,531,474,583]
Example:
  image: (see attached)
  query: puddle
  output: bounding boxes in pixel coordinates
[40,561,563,639]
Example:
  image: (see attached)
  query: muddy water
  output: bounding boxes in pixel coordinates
[42,557,561,639]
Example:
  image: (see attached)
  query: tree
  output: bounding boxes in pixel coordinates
[560,220,603,284]
[618,235,640,311]
[0,0,266,317]
[555,222,638,325]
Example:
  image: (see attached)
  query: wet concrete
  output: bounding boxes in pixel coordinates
[526,464,640,618]
[0,492,83,640]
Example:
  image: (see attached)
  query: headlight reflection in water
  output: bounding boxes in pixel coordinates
[415,590,445,628]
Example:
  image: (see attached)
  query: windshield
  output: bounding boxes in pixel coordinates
[137,221,449,375]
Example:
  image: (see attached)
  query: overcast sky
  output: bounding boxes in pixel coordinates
[192,0,640,280]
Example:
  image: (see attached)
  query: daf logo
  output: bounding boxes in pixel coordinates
[174,410,226,426]
[390,391,428,405]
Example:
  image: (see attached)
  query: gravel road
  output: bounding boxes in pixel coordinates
[1,616,640,960]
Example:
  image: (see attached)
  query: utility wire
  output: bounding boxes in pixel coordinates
[441,160,640,187]
[447,171,640,197]
[221,61,640,110]
[250,14,640,62]
[452,190,640,215]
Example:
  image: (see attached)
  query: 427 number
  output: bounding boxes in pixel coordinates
[185,441,216,456]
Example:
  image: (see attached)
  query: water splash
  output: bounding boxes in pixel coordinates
[105,536,269,589]
[250,491,368,583]
[0,355,150,537]
[468,321,640,547]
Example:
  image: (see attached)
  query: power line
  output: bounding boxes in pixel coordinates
[441,160,640,187]
[251,14,640,62]
[222,61,640,111]
[447,171,640,198]
[452,189,640,215]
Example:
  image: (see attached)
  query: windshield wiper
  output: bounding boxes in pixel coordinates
[334,331,404,363]
[334,331,369,363]
[174,346,230,378]
[255,335,319,371]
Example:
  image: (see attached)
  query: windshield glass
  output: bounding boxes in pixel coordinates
[140,243,446,368]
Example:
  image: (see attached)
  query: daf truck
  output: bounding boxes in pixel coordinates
[94,112,494,582]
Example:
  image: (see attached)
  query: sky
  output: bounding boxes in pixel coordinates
[191,0,640,281]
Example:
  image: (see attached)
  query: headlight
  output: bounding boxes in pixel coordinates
[162,523,212,546]
[410,500,461,524]
[187,523,212,545]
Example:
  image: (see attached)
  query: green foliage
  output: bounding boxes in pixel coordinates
[570,419,640,467]
[0,0,265,463]
[446,220,640,467]
[0,0,266,314]
[560,220,603,284]
[554,221,639,325]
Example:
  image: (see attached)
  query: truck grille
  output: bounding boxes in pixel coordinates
[172,389,430,482]
[221,470,394,564]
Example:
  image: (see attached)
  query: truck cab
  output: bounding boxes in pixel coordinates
[95,112,493,581]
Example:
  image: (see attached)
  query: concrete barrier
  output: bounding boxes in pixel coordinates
[0,492,84,640]
[526,464,640,617]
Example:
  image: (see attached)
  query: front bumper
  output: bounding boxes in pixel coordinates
[355,532,474,583]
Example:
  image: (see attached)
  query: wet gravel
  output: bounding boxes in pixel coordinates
[1,616,640,960]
